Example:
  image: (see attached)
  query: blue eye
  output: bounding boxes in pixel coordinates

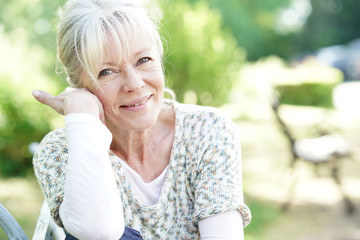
[98,69,113,78]
[137,57,151,65]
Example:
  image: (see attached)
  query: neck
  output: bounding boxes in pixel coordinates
[109,127,150,163]
[107,103,175,182]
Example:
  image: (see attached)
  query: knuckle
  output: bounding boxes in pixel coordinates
[37,94,46,104]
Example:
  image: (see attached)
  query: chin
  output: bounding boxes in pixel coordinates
[111,111,160,132]
[128,117,158,131]
[107,98,162,131]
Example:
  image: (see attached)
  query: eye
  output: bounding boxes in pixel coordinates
[137,57,151,66]
[98,69,114,78]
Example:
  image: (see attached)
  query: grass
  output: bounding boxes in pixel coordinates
[244,195,282,240]
[0,175,43,239]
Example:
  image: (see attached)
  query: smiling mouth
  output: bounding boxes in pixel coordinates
[121,95,153,108]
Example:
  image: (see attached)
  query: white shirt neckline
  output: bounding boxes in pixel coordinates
[117,157,169,206]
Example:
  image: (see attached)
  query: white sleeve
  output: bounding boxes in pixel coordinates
[199,210,244,240]
[59,113,125,240]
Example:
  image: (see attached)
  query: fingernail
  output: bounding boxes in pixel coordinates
[32,90,40,97]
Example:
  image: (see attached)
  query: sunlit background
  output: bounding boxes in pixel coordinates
[1,0,360,239]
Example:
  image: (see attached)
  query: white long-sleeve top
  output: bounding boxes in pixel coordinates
[59,114,124,239]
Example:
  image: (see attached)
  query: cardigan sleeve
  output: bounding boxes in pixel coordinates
[33,128,69,227]
[191,112,251,227]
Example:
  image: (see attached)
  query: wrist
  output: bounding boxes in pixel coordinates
[64,99,100,119]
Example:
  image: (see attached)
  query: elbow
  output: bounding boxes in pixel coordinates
[60,198,125,240]
[61,208,125,240]
[65,221,125,240]
[94,221,125,240]
[79,227,124,240]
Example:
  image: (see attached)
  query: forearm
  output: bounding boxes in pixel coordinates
[59,113,124,240]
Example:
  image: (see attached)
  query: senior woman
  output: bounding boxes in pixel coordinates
[32,0,251,239]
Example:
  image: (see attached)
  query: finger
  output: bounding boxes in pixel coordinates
[99,105,106,124]
[32,90,64,115]
[100,113,106,125]
[83,87,106,124]
[32,90,52,104]
[64,87,78,93]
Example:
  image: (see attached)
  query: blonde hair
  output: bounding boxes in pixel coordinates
[57,0,164,88]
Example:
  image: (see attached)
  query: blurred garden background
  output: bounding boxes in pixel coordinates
[1,0,360,239]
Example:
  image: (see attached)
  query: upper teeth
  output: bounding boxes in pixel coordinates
[129,99,147,107]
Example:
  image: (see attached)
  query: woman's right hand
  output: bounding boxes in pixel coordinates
[32,87,105,123]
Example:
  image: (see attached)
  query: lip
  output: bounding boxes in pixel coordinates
[120,94,153,110]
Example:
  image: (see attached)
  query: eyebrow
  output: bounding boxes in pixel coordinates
[134,47,152,56]
[100,61,119,67]
[99,47,153,67]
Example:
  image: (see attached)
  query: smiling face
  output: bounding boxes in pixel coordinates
[84,35,165,132]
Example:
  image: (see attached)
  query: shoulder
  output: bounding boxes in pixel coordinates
[42,128,67,143]
[38,128,67,150]
[174,102,238,136]
[174,101,223,118]
[172,102,241,171]
[33,128,68,164]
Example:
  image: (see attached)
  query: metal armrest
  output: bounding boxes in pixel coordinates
[0,203,28,240]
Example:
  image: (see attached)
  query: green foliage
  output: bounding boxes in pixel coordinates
[188,0,293,60]
[189,0,360,61]
[0,0,66,77]
[244,196,281,239]
[158,0,246,106]
[0,74,59,176]
[275,83,336,108]
[0,28,61,176]
[0,0,66,176]
[273,61,343,108]
[296,0,360,53]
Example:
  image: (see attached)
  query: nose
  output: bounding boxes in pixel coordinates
[123,67,145,92]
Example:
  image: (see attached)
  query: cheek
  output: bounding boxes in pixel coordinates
[90,85,114,108]
[141,69,164,89]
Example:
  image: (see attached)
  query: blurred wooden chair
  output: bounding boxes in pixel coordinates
[271,92,355,214]
[0,201,65,240]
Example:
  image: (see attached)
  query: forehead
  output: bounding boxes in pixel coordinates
[105,33,155,59]
[94,26,158,69]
